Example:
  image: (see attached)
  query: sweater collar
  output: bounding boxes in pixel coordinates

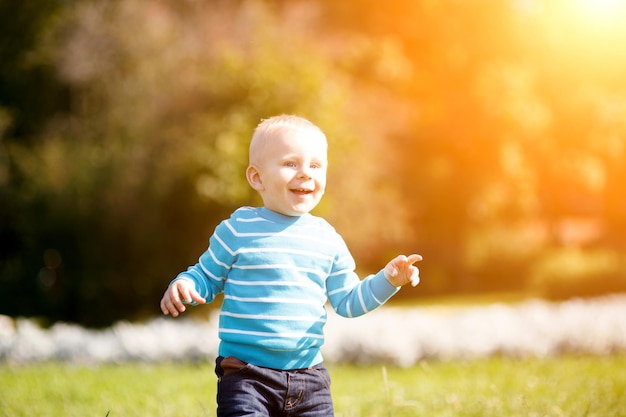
[257,207,311,225]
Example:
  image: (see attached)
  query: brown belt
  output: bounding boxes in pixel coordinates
[220,356,247,376]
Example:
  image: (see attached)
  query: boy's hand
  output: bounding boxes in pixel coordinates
[160,279,206,317]
[383,254,423,288]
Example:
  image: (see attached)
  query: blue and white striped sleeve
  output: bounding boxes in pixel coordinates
[326,242,399,318]
[170,221,234,303]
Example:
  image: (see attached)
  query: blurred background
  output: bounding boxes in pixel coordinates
[1,0,626,328]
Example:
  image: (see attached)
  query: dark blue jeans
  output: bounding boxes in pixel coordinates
[215,356,334,417]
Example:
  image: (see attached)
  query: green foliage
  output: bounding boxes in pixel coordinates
[0,0,69,140]
[3,0,626,326]
[2,356,626,416]
[1,0,355,326]
[529,248,626,300]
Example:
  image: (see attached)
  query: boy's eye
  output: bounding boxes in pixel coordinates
[285,162,297,167]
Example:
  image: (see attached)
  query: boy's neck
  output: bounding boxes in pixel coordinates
[258,206,309,223]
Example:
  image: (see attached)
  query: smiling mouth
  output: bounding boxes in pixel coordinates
[292,188,313,194]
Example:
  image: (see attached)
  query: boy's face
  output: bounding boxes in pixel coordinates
[247,128,327,216]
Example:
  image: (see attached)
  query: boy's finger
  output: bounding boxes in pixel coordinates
[180,288,192,304]
[190,289,206,304]
[161,298,182,317]
[160,299,170,315]
[410,267,421,286]
[181,289,205,305]
[406,254,423,264]
[168,289,187,314]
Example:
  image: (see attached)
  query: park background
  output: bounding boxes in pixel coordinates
[2,0,626,330]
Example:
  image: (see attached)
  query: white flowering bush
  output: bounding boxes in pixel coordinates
[1,295,625,365]
[323,294,626,366]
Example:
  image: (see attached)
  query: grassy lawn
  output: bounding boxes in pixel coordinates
[332,356,626,417]
[1,355,625,417]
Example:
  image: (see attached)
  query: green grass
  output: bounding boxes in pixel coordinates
[1,356,625,417]
[332,356,626,417]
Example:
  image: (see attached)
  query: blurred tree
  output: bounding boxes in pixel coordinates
[0,0,73,321]
[3,0,626,327]
[320,0,626,297]
[320,0,525,292]
[0,0,70,141]
[2,0,366,326]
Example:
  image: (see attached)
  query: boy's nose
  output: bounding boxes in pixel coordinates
[298,166,312,179]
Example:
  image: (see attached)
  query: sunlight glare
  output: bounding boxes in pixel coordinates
[545,0,626,48]
[574,0,626,24]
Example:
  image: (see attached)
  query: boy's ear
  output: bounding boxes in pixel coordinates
[246,165,264,191]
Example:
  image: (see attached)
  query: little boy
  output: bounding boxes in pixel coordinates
[160,114,422,416]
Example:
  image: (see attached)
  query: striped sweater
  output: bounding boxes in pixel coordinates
[173,206,399,370]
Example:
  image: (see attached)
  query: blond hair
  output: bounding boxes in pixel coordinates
[249,115,327,165]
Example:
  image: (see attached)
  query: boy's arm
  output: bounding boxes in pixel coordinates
[160,223,233,317]
[327,250,422,318]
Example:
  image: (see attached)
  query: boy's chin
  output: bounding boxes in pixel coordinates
[284,209,309,217]
[283,205,316,217]
[267,199,320,217]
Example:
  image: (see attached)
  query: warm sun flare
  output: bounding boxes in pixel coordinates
[545,0,626,41]
[576,0,623,14]
[573,0,626,24]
